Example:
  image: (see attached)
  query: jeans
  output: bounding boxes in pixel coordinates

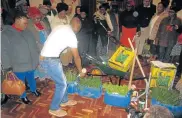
[158,46,173,62]
[14,70,36,98]
[40,58,68,110]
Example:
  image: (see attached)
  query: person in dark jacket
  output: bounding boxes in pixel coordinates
[156,6,181,62]
[93,3,113,57]
[135,0,156,55]
[73,6,93,66]
[119,1,140,48]
[1,10,41,104]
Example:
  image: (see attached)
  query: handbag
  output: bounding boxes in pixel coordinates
[1,71,25,95]
[170,44,182,56]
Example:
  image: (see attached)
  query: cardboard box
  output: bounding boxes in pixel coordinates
[150,61,176,88]
[108,46,134,72]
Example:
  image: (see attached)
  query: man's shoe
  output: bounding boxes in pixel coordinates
[60,100,77,107]
[32,90,41,97]
[49,109,67,117]
[21,97,31,104]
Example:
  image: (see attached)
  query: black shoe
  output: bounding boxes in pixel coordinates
[21,97,31,104]
[32,90,41,97]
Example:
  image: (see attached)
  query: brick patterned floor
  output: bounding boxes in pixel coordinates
[1,60,150,118]
[1,80,128,118]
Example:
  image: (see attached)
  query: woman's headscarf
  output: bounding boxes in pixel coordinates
[28,7,45,30]
[28,7,42,18]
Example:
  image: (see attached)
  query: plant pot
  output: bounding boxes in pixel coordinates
[151,98,182,117]
[67,82,78,94]
[78,85,102,99]
[104,91,131,108]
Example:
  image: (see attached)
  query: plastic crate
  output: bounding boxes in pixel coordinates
[78,86,102,99]
[108,46,134,72]
[150,61,176,88]
[104,91,131,108]
[151,98,182,117]
[67,82,78,94]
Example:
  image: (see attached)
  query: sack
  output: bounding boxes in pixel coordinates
[1,71,25,95]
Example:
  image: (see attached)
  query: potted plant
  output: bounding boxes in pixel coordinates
[103,83,131,108]
[65,70,78,94]
[151,87,182,117]
[78,76,102,99]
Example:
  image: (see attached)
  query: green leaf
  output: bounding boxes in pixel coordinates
[151,87,180,106]
[79,77,101,89]
[103,83,128,96]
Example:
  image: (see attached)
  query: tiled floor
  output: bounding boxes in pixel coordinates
[1,60,150,118]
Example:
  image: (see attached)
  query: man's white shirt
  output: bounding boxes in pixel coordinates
[41,25,77,57]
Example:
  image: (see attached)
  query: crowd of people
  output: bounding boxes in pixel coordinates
[1,0,182,117]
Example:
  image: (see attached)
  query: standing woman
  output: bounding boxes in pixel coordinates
[73,6,81,17]
[148,2,168,61]
[119,1,140,48]
[49,2,73,66]
[27,7,50,81]
[93,3,113,57]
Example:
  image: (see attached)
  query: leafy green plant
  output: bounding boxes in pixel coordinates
[103,83,128,96]
[65,71,77,83]
[151,87,180,106]
[79,77,101,89]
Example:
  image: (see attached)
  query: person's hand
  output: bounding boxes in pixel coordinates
[39,56,44,61]
[154,38,159,45]
[79,72,86,78]
[120,33,122,37]
[107,31,111,35]
[131,84,136,90]
[79,68,87,78]
[174,25,179,30]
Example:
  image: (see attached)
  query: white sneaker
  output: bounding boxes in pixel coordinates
[60,100,77,107]
[49,109,67,117]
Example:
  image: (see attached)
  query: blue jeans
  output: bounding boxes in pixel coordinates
[14,70,36,98]
[40,58,68,110]
[159,46,173,62]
